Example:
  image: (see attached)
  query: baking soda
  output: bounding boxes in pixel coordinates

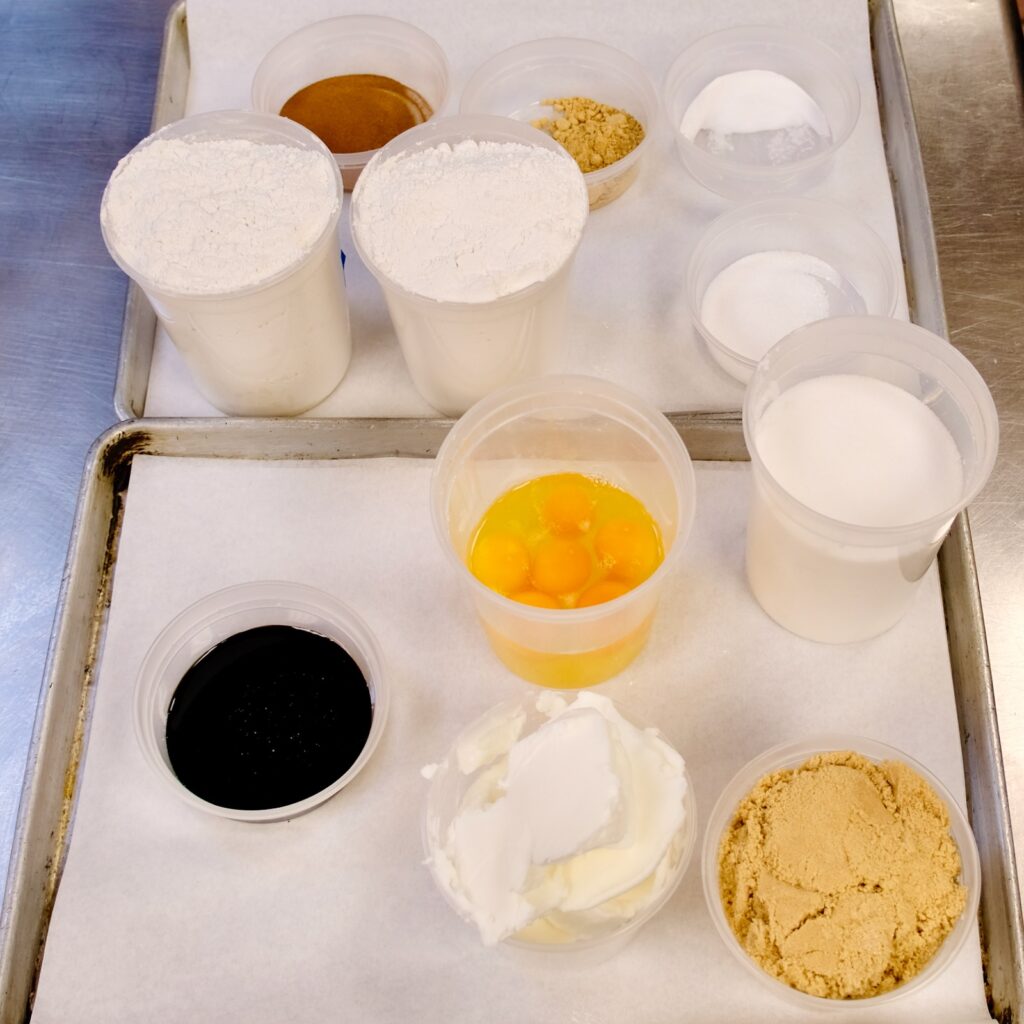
[747,374,964,642]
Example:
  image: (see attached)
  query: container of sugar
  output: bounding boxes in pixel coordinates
[743,317,998,643]
[101,110,351,417]
[350,115,589,416]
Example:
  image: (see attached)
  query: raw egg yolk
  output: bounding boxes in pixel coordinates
[576,579,631,608]
[542,479,594,535]
[531,537,592,597]
[595,517,661,584]
[510,589,561,609]
[470,531,530,594]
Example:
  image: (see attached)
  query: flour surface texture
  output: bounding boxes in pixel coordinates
[353,140,589,303]
[102,137,339,295]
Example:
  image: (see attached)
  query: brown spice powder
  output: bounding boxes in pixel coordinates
[532,96,645,173]
[718,751,967,1000]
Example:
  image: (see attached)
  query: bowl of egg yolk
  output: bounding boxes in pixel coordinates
[431,375,696,688]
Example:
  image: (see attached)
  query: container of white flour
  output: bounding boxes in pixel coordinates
[688,198,899,384]
[101,110,350,416]
[350,115,588,416]
[663,28,859,197]
[743,317,998,643]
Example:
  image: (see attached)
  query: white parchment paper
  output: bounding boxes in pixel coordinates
[141,0,909,417]
[32,457,988,1022]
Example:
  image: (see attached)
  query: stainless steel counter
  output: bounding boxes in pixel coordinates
[0,0,1020,927]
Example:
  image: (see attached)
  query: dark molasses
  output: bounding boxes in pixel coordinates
[165,624,372,811]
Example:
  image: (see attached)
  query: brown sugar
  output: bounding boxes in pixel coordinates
[717,751,967,999]
[280,74,432,155]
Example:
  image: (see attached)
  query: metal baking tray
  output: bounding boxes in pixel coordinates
[0,416,1021,1021]
[113,0,945,421]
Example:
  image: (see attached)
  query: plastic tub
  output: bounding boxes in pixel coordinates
[460,38,659,209]
[101,110,350,417]
[743,317,998,643]
[430,375,696,687]
[351,115,588,416]
[424,691,698,965]
[702,735,981,1009]
[251,15,450,190]
[688,198,900,384]
[134,581,390,823]
[663,27,860,198]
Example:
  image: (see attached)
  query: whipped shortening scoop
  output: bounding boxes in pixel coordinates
[425,692,692,947]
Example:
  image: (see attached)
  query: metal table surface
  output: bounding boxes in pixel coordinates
[0,0,1021,930]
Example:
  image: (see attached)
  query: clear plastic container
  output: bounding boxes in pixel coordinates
[460,38,659,210]
[702,734,981,1009]
[424,692,698,965]
[133,581,390,823]
[430,375,696,687]
[351,115,588,416]
[663,27,860,198]
[101,110,351,417]
[251,15,450,191]
[743,317,999,643]
[688,198,900,384]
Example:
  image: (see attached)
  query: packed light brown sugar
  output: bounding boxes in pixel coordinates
[717,751,966,999]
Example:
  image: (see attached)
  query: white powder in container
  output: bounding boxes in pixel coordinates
[681,70,830,164]
[352,139,588,303]
[700,250,851,364]
[100,130,351,416]
[102,138,338,294]
[349,135,588,414]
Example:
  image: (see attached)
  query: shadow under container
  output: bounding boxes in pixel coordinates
[743,317,999,644]
[702,735,981,1009]
[687,198,900,384]
[100,110,351,417]
[351,115,587,417]
[431,376,697,688]
[460,37,660,210]
[134,581,390,824]
[663,27,860,198]
[251,15,451,190]
[424,693,698,965]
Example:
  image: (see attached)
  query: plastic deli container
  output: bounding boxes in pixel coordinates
[251,15,451,191]
[687,198,900,384]
[702,735,981,1009]
[351,115,588,417]
[460,37,659,210]
[101,110,351,417]
[134,581,390,823]
[424,692,698,965]
[663,27,860,197]
[743,317,998,643]
[430,375,697,688]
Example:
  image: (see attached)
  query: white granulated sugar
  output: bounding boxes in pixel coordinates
[102,138,338,295]
[353,140,588,303]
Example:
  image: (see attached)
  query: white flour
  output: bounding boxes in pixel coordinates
[102,137,338,295]
[352,140,588,303]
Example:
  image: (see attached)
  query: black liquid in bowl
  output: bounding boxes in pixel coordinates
[165,624,373,811]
